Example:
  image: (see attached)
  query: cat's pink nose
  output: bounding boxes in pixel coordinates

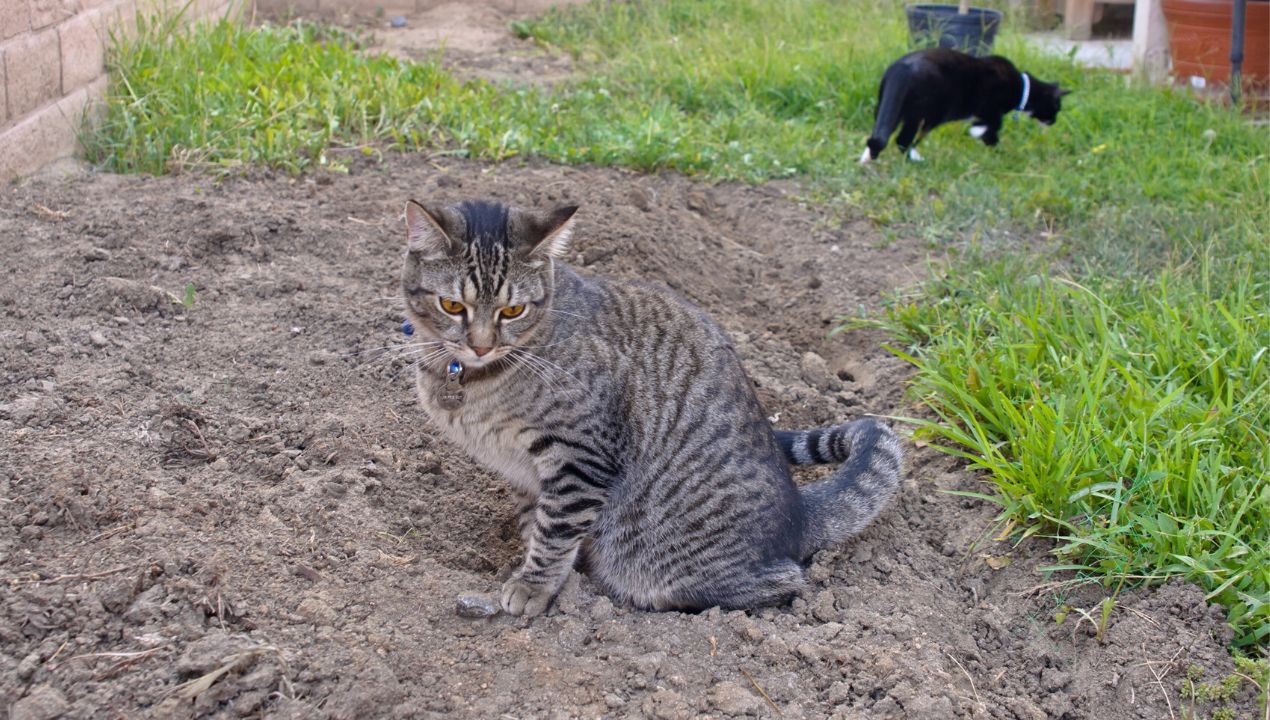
[471,346,494,357]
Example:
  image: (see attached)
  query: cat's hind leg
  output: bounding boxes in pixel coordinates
[977,115,1004,146]
[895,122,925,162]
[656,559,806,611]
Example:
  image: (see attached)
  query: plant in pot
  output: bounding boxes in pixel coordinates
[907,0,1004,57]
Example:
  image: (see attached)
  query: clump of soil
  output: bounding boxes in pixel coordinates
[0,155,1255,719]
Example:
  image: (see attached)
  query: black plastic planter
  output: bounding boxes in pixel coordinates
[906,4,1003,57]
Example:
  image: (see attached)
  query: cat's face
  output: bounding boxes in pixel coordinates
[401,200,578,369]
[1030,81,1071,126]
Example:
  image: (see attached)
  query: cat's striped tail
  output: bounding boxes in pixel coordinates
[774,420,903,560]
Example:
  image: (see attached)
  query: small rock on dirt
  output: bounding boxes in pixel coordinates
[628,188,652,211]
[800,351,842,392]
[710,681,764,715]
[604,693,626,708]
[177,633,254,677]
[16,650,42,681]
[631,651,666,678]
[589,595,614,620]
[11,684,69,720]
[296,596,338,625]
[455,593,500,619]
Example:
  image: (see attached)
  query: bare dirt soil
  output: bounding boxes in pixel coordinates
[277,0,580,86]
[0,153,1256,719]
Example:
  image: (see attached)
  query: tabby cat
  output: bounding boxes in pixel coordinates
[861,48,1069,163]
[400,199,902,616]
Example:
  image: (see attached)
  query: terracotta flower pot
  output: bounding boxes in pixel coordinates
[1162,0,1270,87]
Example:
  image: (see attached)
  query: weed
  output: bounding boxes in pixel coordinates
[867,250,1269,647]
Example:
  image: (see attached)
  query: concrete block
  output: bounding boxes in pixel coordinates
[195,0,247,24]
[30,0,80,30]
[0,74,105,180]
[254,0,316,14]
[323,0,414,16]
[59,7,108,93]
[1,50,7,126]
[4,28,60,119]
[108,0,138,41]
[512,0,587,14]
[1,0,32,40]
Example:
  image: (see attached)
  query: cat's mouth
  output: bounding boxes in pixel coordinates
[455,345,508,368]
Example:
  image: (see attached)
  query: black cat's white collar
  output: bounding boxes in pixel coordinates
[1017,73,1031,113]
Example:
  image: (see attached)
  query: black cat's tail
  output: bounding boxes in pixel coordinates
[864,63,912,161]
[774,419,903,560]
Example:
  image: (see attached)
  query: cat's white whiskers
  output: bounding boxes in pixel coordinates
[344,339,443,358]
[507,349,566,390]
[349,340,447,371]
[506,352,559,392]
[507,352,565,394]
[517,330,581,350]
[509,348,581,393]
[390,348,450,382]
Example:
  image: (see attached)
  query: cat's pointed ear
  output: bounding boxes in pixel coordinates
[527,205,580,260]
[405,200,458,259]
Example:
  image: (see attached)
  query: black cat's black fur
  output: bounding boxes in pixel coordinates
[862,48,1069,162]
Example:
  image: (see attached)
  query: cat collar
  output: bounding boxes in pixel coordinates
[438,359,465,409]
[1015,73,1031,119]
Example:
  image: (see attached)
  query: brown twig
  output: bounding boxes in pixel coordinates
[31,204,71,220]
[1135,646,1184,720]
[45,640,70,667]
[740,669,781,716]
[185,418,216,461]
[945,651,984,714]
[81,523,133,545]
[6,564,132,586]
[70,647,169,680]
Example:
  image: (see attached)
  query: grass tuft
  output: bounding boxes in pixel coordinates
[866,247,1269,648]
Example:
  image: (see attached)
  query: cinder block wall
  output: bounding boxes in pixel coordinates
[0,0,249,181]
[254,0,583,21]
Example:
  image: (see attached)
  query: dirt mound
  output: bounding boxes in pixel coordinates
[0,156,1254,718]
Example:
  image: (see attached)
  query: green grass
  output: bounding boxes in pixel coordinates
[867,251,1268,648]
[86,1,1269,647]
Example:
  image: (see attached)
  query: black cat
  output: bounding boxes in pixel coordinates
[861,48,1069,162]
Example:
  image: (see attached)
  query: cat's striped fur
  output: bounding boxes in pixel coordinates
[401,199,902,616]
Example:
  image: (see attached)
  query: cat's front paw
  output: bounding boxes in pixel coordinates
[500,576,556,617]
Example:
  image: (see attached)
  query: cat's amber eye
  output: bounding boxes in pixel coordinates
[438,298,466,315]
[499,304,527,319]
